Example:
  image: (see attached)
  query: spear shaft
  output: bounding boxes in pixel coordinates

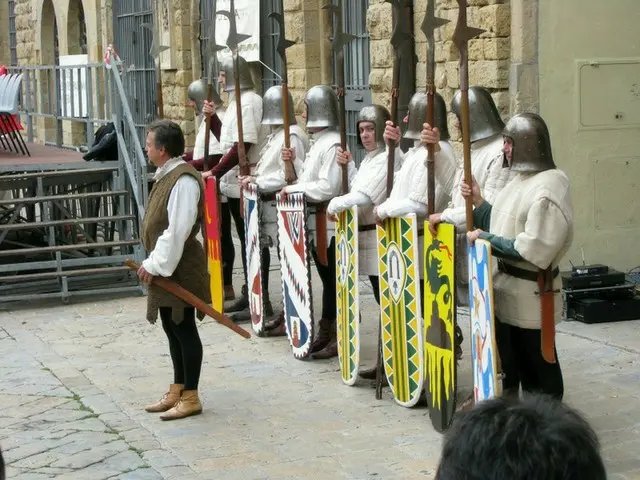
[421,0,449,215]
[270,9,297,184]
[453,0,484,231]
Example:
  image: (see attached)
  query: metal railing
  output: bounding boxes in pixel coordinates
[7,52,149,224]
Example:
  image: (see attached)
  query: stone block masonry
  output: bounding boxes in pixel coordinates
[368,0,511,154]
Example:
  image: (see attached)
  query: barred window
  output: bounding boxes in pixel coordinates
[259,0,284,93]
[9,0,17,66]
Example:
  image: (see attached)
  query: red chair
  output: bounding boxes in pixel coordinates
[0,65,24,135]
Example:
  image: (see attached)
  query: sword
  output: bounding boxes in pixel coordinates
[125,260,251,339]
[200,3,226,171]
[269,9,298,185]
[452,0,484,231]
[421,0,449,216]
[141,14,170,119]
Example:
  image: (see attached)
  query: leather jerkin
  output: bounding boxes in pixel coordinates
[538,266,556,364]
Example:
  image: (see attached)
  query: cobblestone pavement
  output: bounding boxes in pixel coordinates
[1,248,640,479]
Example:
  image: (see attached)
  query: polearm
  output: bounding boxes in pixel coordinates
[375,0,413,401]
[141,15,169,119]
[218,0,252,178]
[385,0,411,197]
[201,4,226,170]
[125,260,251,339]
[452,0,484,230]
[421,1,449,215]
[323,1,355,195]
[269,10,298,184]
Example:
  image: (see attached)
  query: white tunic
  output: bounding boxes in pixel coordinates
[255,125,310,244]
[436,134,513,231]
[326,146,400,275]
[254,125,309,194]
[488,169,573,330]
[283,128,356,244]
[142,157,200,277]
[375,141,455,278]
[377,141,454,220]
[192,110,224,160]
[219,90,266,199]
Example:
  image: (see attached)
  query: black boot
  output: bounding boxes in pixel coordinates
[310,318,333,353]
[225,284,249,313]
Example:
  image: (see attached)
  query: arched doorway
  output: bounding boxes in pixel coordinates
[40,0,60,145]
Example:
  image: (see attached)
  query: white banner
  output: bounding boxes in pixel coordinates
[215,0,261,63]
[58,54,88,118]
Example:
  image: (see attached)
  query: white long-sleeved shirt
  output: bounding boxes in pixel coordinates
[142,157,200,277]
[283,129,355,202]
[437,134,507,231]
[376,141,455,220]
[254,125,309,193]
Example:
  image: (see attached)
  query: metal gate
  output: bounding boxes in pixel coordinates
[260,0,284,94]
[332,0,371,166]
[113,0,157,147]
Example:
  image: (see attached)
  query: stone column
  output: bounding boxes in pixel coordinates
[509,0,539,114]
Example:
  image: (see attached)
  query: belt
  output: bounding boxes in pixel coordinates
[260,193,276,202]
[498,260,559,282]
[359,224,376,232]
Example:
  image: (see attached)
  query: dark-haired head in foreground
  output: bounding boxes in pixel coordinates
[435,395,606,480]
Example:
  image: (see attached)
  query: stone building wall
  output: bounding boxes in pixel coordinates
[368,0,511,151]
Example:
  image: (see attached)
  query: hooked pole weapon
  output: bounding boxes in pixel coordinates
[200,3,226,170]
[269,9,298,184]
[141,13,170,119]
[371,0,414,401]
[452,0,484,231]
[323,1,355,195]
[218,0,252,178]
[421,1,449,216]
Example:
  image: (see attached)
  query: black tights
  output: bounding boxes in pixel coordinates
[220,198,247,287]
[369,275,380,305]
[495,319,564,400]
[311,238,337,320]
[159,307,203,391]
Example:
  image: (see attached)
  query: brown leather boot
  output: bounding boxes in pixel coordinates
[311,318,333,353]
[224,285,235,301]
[144,383,183,413]
[311,337,338,359]
[159,390,202,421]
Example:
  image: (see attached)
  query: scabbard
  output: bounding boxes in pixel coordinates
[538,267,556,364]
[315,202,328,266]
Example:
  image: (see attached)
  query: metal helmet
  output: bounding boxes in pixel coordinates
[187,78,223,114]
[502,113,556,173]
[262,85,296,126]
[404,92,450,141]
[356,104,390,150]
[451,86,504,143]
[218,54,254,92]
[304,85,339,129]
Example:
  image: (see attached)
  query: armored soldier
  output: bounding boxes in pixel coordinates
[183,78,225,170]
[326,104,397,359]
[280,85,356,359]
[425,86,514,306]
[236,85,310,328]
[462,113,573,400]
[201,55,266,317]
[376,92,454,224]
